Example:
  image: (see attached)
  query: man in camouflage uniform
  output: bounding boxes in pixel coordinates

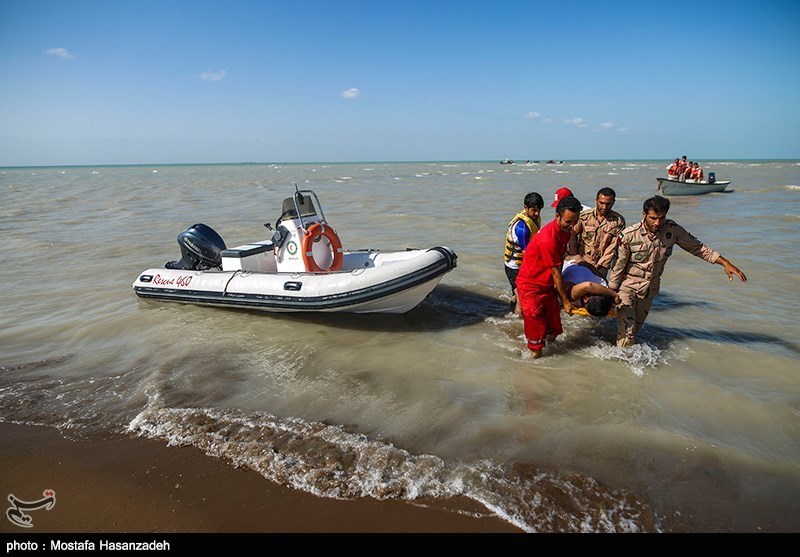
[608,195,747,347]
[567,187,626,278]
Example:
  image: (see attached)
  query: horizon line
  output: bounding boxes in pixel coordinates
[3,157,798,170]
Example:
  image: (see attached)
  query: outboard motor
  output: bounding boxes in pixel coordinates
[708,172,716,184]
[165,223,226,270]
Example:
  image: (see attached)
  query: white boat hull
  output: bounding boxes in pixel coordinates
[133,247,458,314]
[656,177,731,196]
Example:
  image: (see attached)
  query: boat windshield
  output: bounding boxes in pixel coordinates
[280,194,318,220]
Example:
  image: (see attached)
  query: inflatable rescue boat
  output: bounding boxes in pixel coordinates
[132,189,458,314]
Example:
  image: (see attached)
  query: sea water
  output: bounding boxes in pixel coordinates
[1,160,799,532]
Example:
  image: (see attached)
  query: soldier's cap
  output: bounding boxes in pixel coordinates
[551,187,574,207]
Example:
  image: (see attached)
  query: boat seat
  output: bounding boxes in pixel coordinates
[220,242,273,259]
[220,241,277,272]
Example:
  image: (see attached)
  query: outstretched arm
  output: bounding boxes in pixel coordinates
[570,281,622,305]
[716,255,747,282]
[674,225,747,282]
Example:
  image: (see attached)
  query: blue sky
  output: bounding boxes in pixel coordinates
[1,0,798,166]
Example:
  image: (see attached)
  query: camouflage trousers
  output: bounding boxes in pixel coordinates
[615,289,658,345]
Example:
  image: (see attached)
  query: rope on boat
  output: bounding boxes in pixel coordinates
[221,270,241,298]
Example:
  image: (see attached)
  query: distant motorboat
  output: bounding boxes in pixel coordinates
[500,159,554,165]
[656,175,731,196]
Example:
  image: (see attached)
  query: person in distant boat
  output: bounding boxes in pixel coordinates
[690,162,704,182]
[562,259,621,317]
[667,158,680,178]
[516,195,583,358]
[680,160,696,182]
[503,192,544,314]
[676,156,688,181]
[567,187,626,279]
[608,195,747,348]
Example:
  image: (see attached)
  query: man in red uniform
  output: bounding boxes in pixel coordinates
[516,195,583,358]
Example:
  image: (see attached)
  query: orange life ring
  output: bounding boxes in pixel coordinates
[302,222,343,272]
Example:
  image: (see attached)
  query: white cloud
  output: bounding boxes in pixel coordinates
[45,47,74,60]
[531,112,628,132]
[199,69,227,82]
[341,88,362,99]
[564,117,586,127]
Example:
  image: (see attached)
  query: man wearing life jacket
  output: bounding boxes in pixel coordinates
[504,192,543,314]
[676,156,688,181]
[691,162,704,182]
[682,160,697,182]
[667,158,679,178]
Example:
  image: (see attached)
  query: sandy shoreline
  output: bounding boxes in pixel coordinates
[0,422,522,534]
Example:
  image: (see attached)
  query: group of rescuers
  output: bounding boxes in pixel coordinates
[667,155,704,182]
[503,186,747,358]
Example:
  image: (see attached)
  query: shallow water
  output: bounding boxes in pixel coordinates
[2,160,799,532]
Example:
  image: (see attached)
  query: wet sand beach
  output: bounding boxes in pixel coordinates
[0,422,521,534]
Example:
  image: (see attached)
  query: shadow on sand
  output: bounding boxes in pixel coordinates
[650,291,713,310]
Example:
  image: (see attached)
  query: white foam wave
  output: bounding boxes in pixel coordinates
[785,185,800,190]
[127,405,656,532]
[484,314,684,375]
[581,340,686,376]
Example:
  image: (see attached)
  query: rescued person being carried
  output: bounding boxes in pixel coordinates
[561,259,621,317]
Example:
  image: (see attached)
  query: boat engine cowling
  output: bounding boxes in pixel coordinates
[165,223,226,270]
